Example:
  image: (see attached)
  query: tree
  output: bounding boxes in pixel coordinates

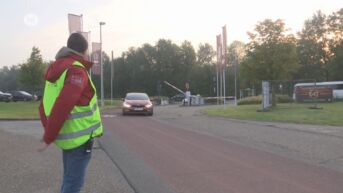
[242,19,299,106]
[227,41,246,66]
[296,8,343,81]
[227,41,246,97]
[197,43,215,65]
[154,39,183,96]
[327,8,343,48]
[297,11,331,81]
[19,47,47,94]
[0,65,20,91]
[107,39,216,98]
[179,40,196,84]
[329,41,343,80]
[327,8,343,80]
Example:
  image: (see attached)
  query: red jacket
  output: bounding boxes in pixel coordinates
[39,47,94,144]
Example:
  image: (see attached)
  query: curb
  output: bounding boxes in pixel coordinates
[0,118,40,121]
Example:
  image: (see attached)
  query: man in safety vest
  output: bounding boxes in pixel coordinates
[38,32,103,193]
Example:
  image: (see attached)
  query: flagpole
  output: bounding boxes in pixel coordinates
[216,65,219,105]
[111,50,114,106]
[234,56,238,106]
[222,25,227,106]
[80,14,83,32]
[100,22,105,107]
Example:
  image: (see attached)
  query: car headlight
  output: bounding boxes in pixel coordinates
[145,103,153,108]
[123,102,131,108]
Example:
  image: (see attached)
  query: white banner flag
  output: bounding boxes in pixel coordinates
[222,25,227,67]
[91,42,101,75]
[68,14,82,34]
[216,34,222,67]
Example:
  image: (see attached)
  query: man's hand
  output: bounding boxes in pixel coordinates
[37,139,49,152]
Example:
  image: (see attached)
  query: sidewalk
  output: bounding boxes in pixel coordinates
[0,121,135,193]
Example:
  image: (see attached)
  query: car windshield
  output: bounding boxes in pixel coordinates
[126,93,149,100]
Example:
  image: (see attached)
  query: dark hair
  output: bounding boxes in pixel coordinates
[67,33,88,53]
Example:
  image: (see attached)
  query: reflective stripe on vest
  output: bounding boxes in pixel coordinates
[57,122,101,140]
[68,103,97,120]
[43,60,103,150]
[46,103,97,120]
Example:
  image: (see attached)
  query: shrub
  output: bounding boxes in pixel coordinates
[238,96,262,105]
[238,95,293,105]
[276,95,294,103]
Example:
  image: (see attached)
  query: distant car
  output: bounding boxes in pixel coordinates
[170,93,186,103]
[9,91,33,102]
[122,92,153,116]
[34,91,43,101]
[0,91,12,102]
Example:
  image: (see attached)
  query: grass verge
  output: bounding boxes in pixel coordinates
[0,102,40,119]
[0,100,121,120]
[204,102,343,126]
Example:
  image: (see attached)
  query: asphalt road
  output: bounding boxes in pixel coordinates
[153,105,343,173]
[100,106,343,193]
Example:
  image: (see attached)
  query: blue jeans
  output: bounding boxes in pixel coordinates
[61,143,92,193]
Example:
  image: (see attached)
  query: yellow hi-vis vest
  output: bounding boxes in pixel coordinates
[43,61,103,150]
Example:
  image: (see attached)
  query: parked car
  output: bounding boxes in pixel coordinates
[170,93,186,103]
[122,92,153,116]
[9,91,33,102]
[0,91,12,102]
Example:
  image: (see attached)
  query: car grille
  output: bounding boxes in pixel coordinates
[132,105,144,108]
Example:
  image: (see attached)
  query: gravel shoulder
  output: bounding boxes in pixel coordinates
[0,120,135,193]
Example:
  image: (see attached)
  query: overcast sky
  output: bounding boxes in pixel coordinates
[0,0,342,67]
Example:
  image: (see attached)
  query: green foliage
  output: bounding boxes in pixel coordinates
[242,19,299,106]
[237,95,293,105]
[276,95,294,103]
[227,41,246,66]
[327,8,343,49]
[296,11,330,81]
[329,41,343,80]
[197,43,215,65]
[247,19,290,45]
[296,9,343,81]
[0,65,20,91]
[242,43,299,81]
[189,64,216,97]
[19,47,47,93]
[204,102,343,126]
[110,39,216,98]
[238,96,262,105]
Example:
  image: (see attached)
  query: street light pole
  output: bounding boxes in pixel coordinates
[111,50,114,106]
[100,21,105,107]
[234,56,238,106]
